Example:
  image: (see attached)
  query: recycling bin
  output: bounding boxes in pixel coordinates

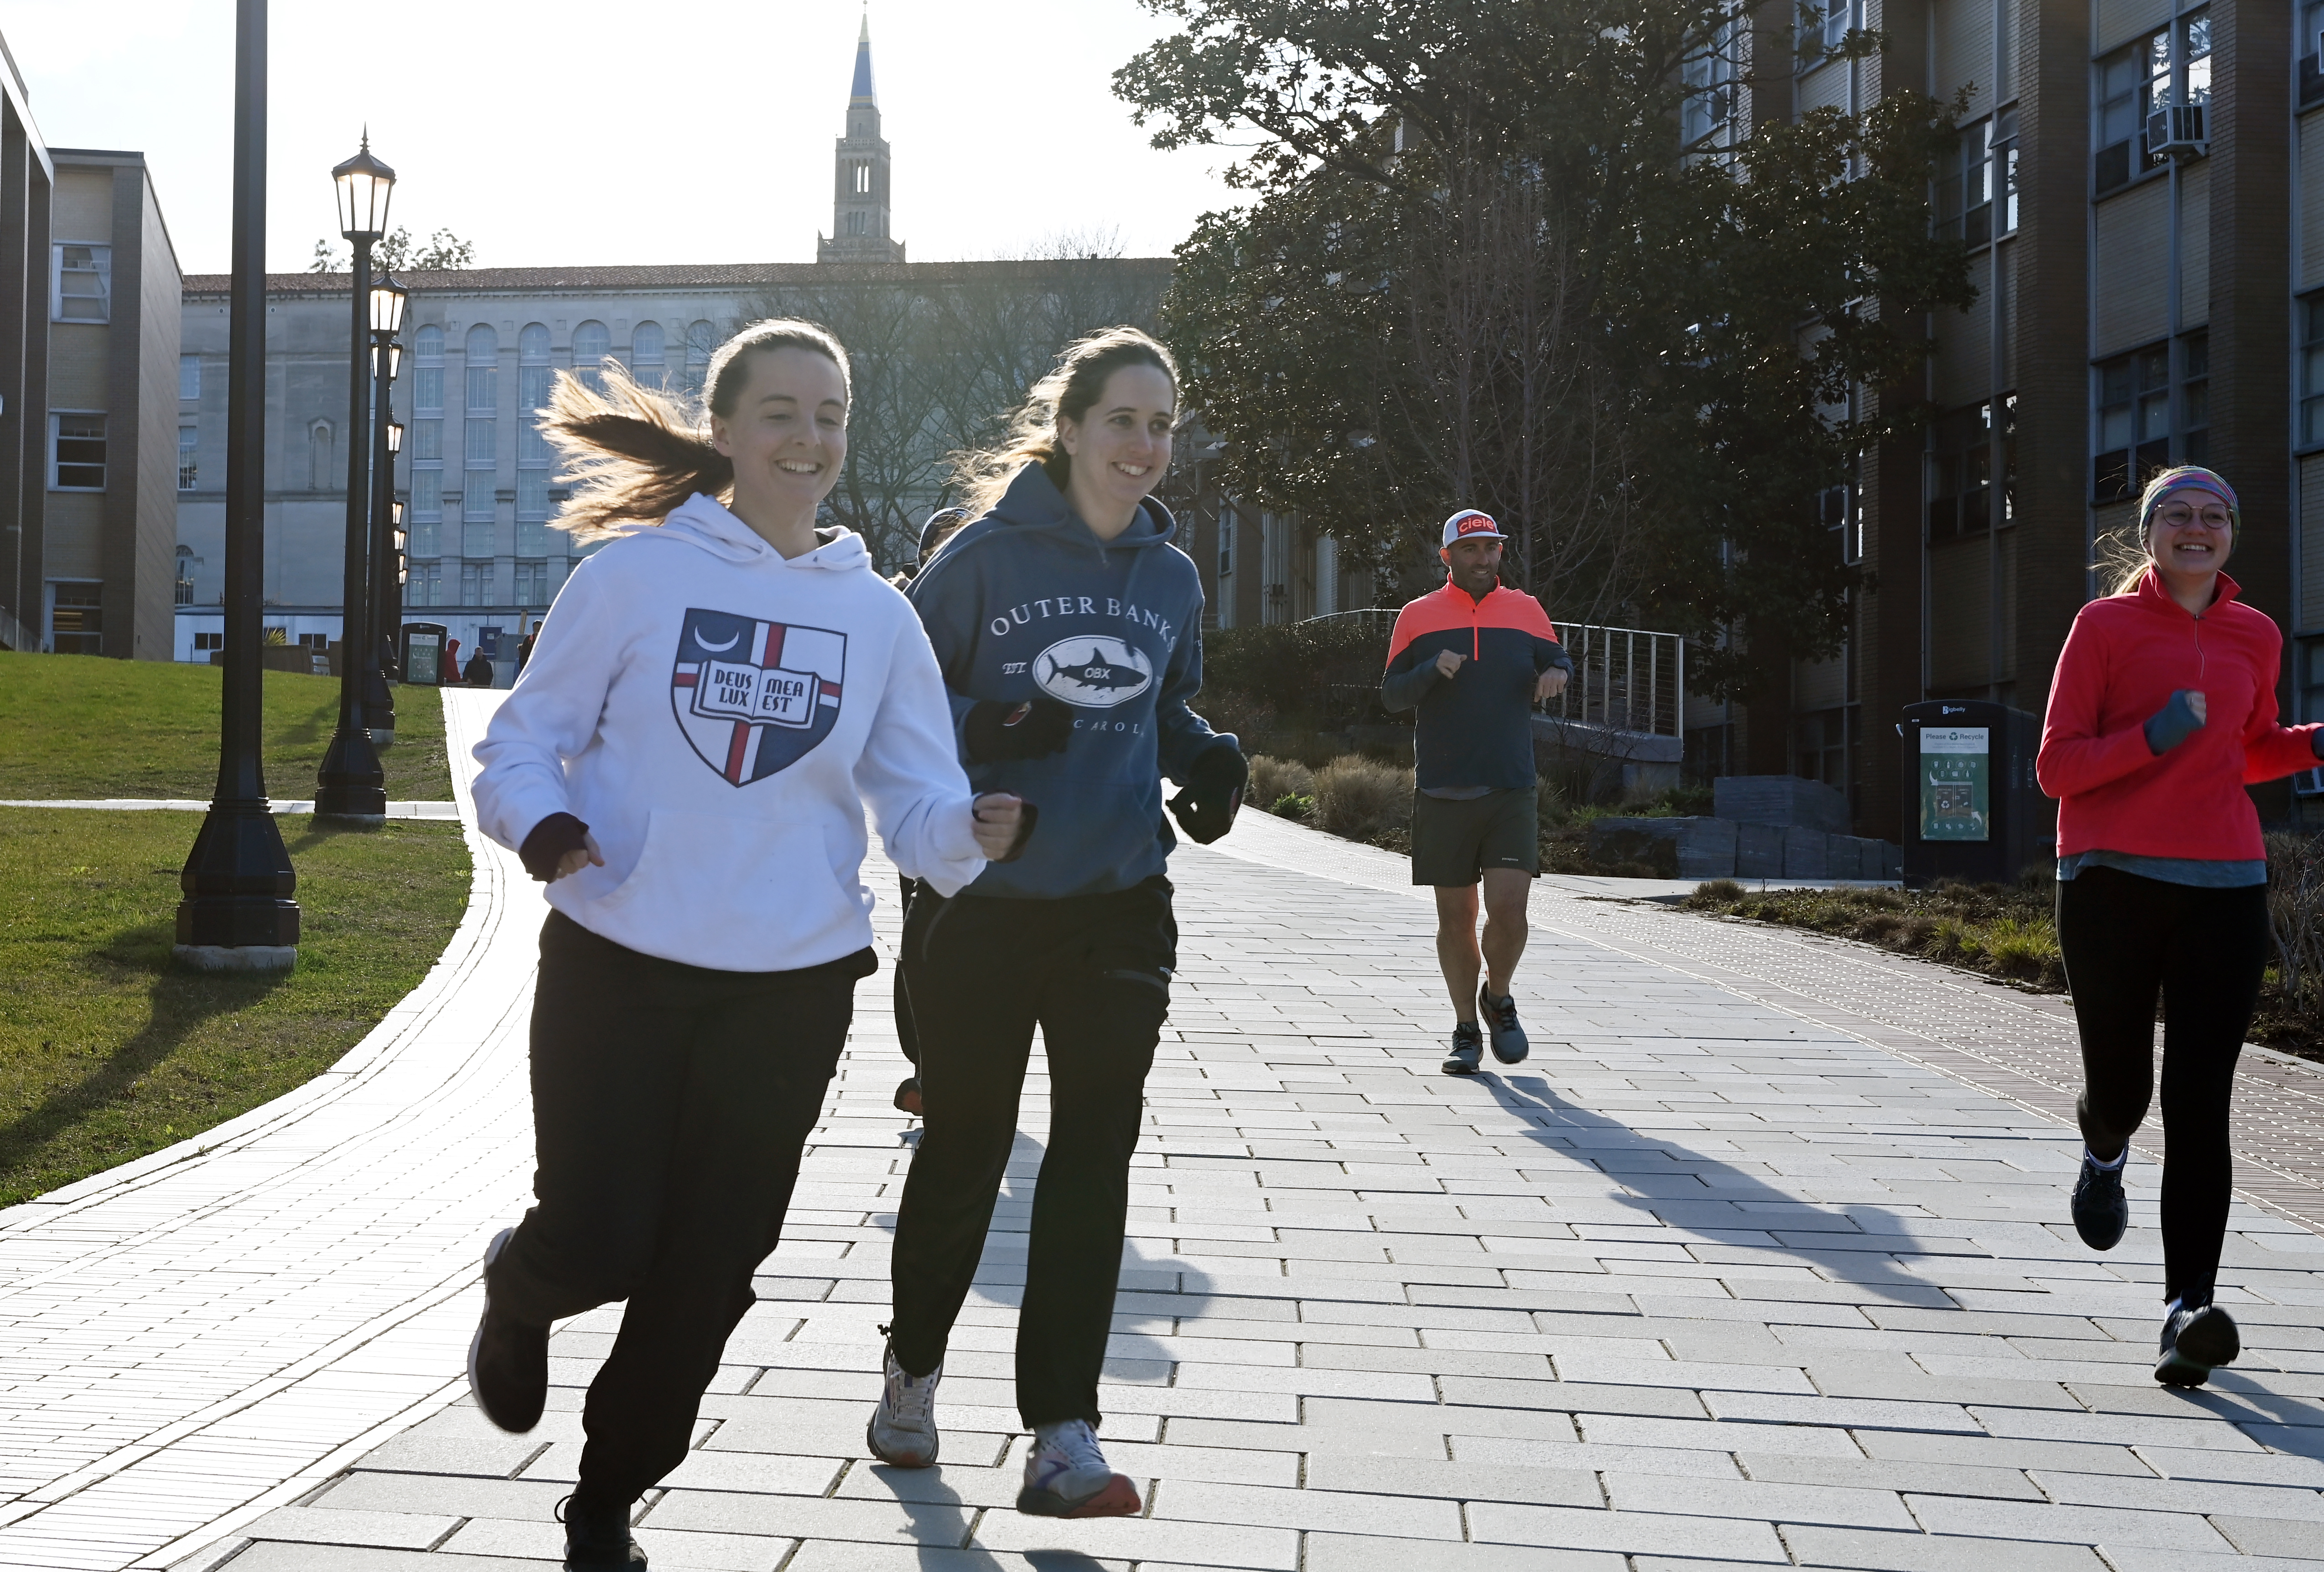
[1898,699,2052,887]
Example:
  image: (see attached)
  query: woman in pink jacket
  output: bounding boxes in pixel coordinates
[2037,465,2323,1387]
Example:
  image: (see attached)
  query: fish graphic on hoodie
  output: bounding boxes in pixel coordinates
[906,463,1232,900]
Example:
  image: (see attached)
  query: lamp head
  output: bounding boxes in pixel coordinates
[369,269,409,336]
[332,132,396,242]
[386,420,404,454]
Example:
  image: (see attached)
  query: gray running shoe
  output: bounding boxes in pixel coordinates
[1017,1419,1141,1517]
[866,1340,941,1467]
[1478,984,1529,1064]
[1441,1022,1484,1076]
[2155,1301,2239,1388]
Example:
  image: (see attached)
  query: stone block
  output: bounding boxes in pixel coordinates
[1713,775,1852,835]
[1780,825,1827,879]
[1734,822,1783,878]
[1584,817,1734,879]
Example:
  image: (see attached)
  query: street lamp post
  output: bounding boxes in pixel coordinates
[371,414,403,691]
[175,0,299,971]
[362,271,406,744]
[315,135,394,825]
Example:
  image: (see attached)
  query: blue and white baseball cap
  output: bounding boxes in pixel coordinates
[1440,509,1507,548]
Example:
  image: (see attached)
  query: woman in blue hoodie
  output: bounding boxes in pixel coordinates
[466,320,1026,1570]
[866,327,1247,1518]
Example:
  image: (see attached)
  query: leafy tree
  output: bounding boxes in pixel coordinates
[307,227,478,274]
[1118,0,1971,728]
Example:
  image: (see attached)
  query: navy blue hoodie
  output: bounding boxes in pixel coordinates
[904,463,1229,899]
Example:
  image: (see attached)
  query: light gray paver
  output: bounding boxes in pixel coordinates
[8,755,2324,1567]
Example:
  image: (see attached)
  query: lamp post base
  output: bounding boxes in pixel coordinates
[315,723,388,823]
[173,942,298,973]
[176,800,301,954]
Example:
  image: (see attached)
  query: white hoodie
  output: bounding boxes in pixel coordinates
[472,494,985,973]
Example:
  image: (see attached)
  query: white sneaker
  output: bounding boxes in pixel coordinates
[1017,1419,1141,1518]
[865,1341,941,1468]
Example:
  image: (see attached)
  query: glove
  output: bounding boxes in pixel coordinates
[518,812,590,883]
[2144,690,2205,755]
[964,697,1074,764]
[1167,743,1248,845]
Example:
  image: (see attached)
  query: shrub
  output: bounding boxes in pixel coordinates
[1205,619,1395,731]
[1248,754,1317,809]
[1695,878,1744,901]
[1312,755,1413,842]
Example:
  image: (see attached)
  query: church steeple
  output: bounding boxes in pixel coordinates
[818,10,906,264]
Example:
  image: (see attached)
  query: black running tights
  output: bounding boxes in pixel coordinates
[2054,866,2268,1306]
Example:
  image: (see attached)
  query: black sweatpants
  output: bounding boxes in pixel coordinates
[893,876,920,1067]
[2055,866,2269,1306]
[887,876,1175,1428]
[486,911,871,1504]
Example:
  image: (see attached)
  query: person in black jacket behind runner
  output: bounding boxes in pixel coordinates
[1381,510,1572,1075]
[865,327,1246,1520]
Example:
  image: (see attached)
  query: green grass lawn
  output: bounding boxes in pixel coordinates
[0,807,471,1205]
[0,652,451,801]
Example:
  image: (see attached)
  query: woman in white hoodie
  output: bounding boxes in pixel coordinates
[465,320,1025,1572]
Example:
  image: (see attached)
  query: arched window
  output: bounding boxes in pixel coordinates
[631,322,666,389]
[684,321,715,394]
[464,324,498,412]
[572,321,611,393]
[463,325,498,552]
[517,323,556,556]
[409,327,445,557]
[412,324,444,414]
[308,422,333,491]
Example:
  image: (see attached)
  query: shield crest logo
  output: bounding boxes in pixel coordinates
[670,608,847,786]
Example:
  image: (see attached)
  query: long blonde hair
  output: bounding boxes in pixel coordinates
[950,326,1178,517]
[545,318,851,540]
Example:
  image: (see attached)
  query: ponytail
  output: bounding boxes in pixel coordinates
[547,318,851,541]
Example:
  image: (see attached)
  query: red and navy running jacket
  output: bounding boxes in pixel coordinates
[1380,582,1570,790]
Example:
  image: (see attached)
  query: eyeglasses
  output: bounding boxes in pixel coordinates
[2154,504,2232,529]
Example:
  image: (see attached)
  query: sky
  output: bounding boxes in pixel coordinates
[1,0,1247,276]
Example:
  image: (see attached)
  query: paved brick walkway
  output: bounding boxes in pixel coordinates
[178,783,2324,1568]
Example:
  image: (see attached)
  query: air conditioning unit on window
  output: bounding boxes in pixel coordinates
[2145,102,2208,159]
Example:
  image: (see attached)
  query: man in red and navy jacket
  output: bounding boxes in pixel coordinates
[1380,510,1572,1076]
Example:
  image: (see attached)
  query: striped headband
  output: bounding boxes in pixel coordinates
[2139,466,2240,535]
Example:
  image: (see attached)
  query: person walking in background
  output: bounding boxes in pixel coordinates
[887,505,972,1119]
[465,320,1026,1571]
[439,636,462,687]
[868,328,1245,1520]
[1381,510,1572,1076]
[516,619,537,676]
[2039,465,2324,1389]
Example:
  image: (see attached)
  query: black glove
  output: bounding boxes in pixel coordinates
[519,812,590,883]
[964,697,1074,764]
[1168,743,1248,845]
[2144,689,2205,755]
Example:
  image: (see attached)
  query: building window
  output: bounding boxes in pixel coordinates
[48,583,102,654]
[194,630,223,652]
[410,561,442,607]
[1927,396,2015,540]
[1820,481,1862,564]
[50,413,105,490]
[2093,344,2172,501]
[516,471,554,555]
[179,355,201,401]
[685,321,715,394]
[1801,0,1856,64]
[1794,706,1855,794]
[460,561,492,607]
[573,321,611,392]
[52,245,109,322]
[2095,30,2168,194]
[2303,0,2324,108]
[175,546,195,607]
[308,422,333,491]
[2179,330,2209,468]
[514,560,550,607]
[631,322,666,390]
[413,324,445,414]
[1937,110,2018,244]
[465,323,499,414]
[1681,26,1734,150]
[412,418,442,463]
[408,513,440,560]
[177,426,199,490]
[2301,295,2324,448]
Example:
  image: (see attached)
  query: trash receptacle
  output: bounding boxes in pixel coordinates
[1898,700,2051,887]
[402,623,448,687]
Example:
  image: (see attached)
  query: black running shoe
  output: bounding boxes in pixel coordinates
[467,1228,548,1433]
[1441,1022,1484,1076]
[2155,1300,2240,1388]
[1478,984,1529,1065]
[893,1076,923,1117]
[559,1492,646,1570]
[2070,1151,2128,1251]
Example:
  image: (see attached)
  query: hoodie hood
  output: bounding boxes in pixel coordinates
[989,463,1177,552]
[648,492,873,572]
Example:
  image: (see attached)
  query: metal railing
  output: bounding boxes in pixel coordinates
[0,606,39,653]
[1295,609,1684,739]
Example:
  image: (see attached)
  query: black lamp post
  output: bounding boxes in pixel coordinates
[362,271,406,743]
[175,0,299,971]
[315,135,394,824]
[372,416,403,688]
